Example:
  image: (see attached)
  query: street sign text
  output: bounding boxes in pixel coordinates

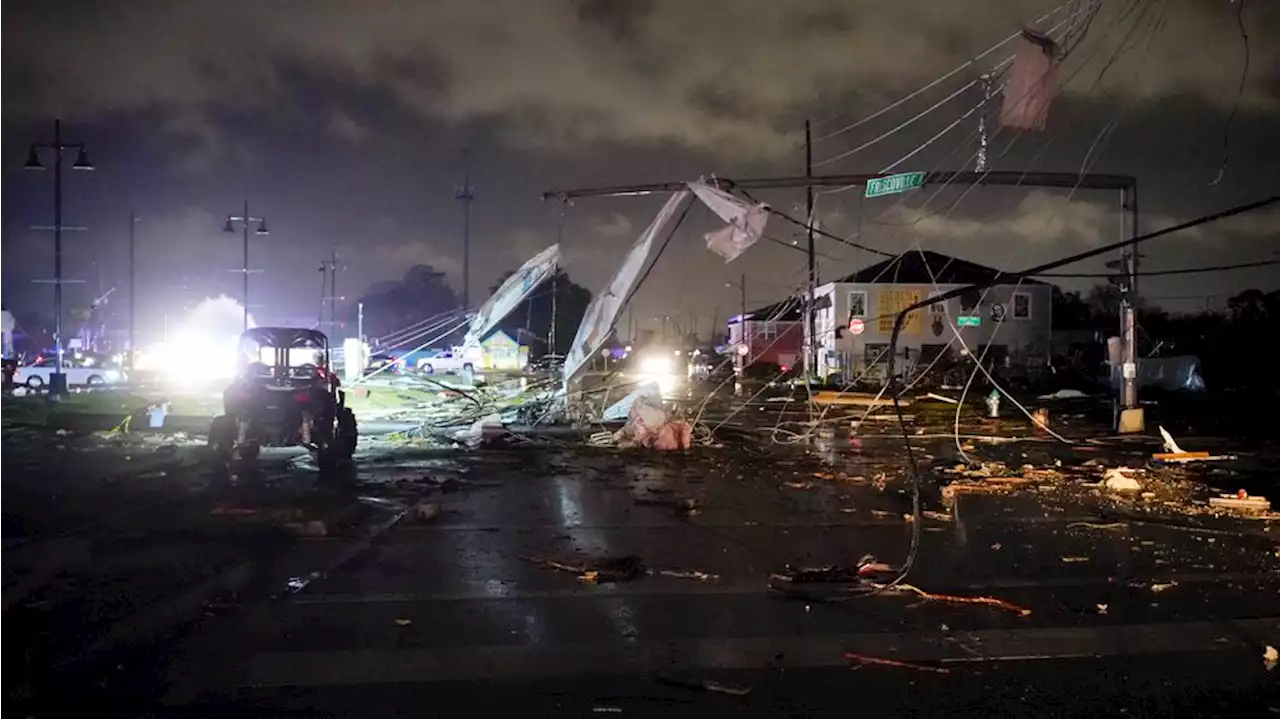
[865,172,924,198]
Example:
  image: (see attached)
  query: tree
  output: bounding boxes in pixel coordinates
[486,269,592,356]
[1227,288,1273,324]
[346,264,461,341]
[1050,286,1094,330]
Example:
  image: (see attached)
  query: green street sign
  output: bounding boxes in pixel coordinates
[956,316,981,327]
[865,172,925,199]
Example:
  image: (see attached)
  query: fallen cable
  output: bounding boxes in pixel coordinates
[844,652,951,674]
[880,583,1032,616]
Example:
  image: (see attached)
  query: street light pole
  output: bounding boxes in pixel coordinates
[25,119,94,399]
[129,212,139,371]
[455,150,475,308]
[223,201,268,332]
[242,200,249,331]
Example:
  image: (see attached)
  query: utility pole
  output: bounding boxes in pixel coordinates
[128,212,139,372]
[330,248,338,337]
[1117,185,1142,432]
[804,120,817,379]
[25,119,94,399]
[455,149,475,308]
[318,252,337,334]
[223,201,268,332]
[549,273,558,355]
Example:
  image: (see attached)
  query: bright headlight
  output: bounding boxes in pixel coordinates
[639,356,674,375]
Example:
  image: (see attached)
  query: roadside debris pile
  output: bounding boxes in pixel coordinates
[606,383,693,451]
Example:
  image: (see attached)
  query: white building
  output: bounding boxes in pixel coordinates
[812,250,1053,381]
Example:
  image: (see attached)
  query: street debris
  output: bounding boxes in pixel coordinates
[768,556,893,600]
[1095,603,1109,615]
[649,568,718,581]
[1103,467,1142,492]
[1153,425,1236,463]
[924,392,958,404]
[413,501,441,521]
[394,618,412,627]
[1037,388,1089,400]
[633,495,699,516]
[522,553,645,583]
[454,413,505,448]
[1207,493,1271,514]
[844,652,950,674]
[607,385,693,451]
[285,520,329,538]
[656,675,752,695]
[1159,426,1185,454]
[1264,645,1278,671]
[1031,407,1050,432]
[811,391,910,408]
[884,583,1032,616]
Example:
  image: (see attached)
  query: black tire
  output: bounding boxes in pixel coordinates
[209,415,236,461]
[237,442,260,461]
[462,363,474,373]
[337,407,357,457]
[421,363,434,375]
[25,375,45,389]
[86,375,104,387]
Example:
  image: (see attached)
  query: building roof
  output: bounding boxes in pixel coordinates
[733,297,803,324]
[837,250,1047,286]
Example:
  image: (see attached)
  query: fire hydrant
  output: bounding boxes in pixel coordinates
[985,389,1001,418]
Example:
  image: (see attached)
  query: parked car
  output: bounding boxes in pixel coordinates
[15,356,126,389]
[365,352,404,374]
[416,349,476,375]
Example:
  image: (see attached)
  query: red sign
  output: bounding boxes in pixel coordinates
[848,318,865,335]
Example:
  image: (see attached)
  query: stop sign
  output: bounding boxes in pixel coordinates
[848,318,865,335]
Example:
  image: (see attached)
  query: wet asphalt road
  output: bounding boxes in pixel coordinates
[4,426,1279,716]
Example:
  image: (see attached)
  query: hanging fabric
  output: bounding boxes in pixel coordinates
[464,244,560,347]
[1000,28,1058,131]
[562,191,690,387]
[687,180,770,262]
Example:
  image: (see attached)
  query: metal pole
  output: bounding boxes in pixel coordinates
[52,119,66,396]
[330,248,338,338]
[1120,186,1139,410]
[805,119,817,379]
[543,171,1137,200]
[740,272,747,330]
[128,212,137,371]
[549,272,557,354]
[357,302,364,343]
[457,150,474,308]
[242,199,250,332]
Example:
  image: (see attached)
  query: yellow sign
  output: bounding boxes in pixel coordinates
[877,289,922,335]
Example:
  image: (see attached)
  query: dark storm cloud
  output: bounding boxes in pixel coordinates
[3,0,1278,331]
[5,0,1276,158]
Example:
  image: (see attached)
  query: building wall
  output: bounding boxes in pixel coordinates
[728,318,803,370]
[814,281,1053,380]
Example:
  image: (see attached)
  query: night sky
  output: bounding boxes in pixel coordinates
[4,0,1278,342]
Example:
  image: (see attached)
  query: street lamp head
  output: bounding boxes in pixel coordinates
[71,149,94,171]
[24,148,45,171]
[223,218,236,233]
[254,220,269,235]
